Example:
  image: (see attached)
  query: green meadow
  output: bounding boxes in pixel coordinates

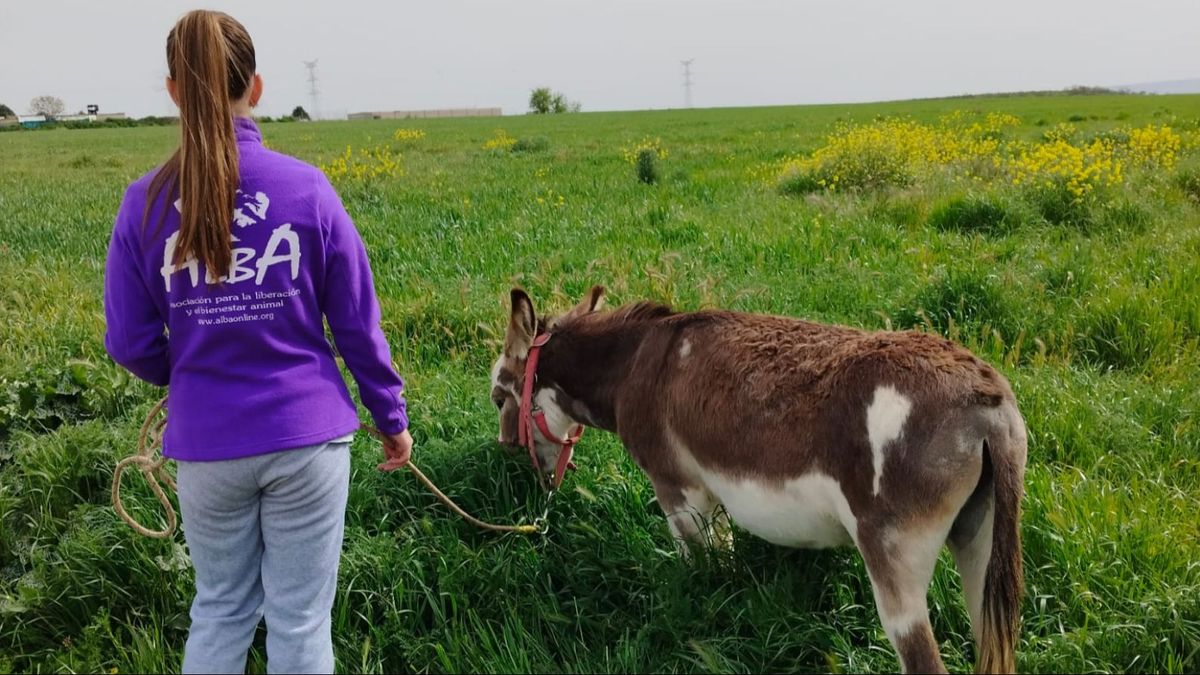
[1,93,1198,673]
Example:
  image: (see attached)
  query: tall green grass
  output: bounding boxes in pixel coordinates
[2,94,1199,673]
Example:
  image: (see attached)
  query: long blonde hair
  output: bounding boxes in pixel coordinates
[145,10,256,282]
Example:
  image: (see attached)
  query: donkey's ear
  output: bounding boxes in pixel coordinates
[582,285,606,312]
[563,285,606,321]
[506,288,536,357]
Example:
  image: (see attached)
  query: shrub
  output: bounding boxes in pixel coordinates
[1098,199,1153,233]
[776,120,927,193]
[1174,166,1200,203]
[928,192,1019,234]
[1073,296,1177,371]
[1009,139,1122,208]
[773,114,1014,194]
[1024,182,1095,227]
[635,148,660,185]
[1125,125,1181,169]
[892,270,1017,334]
[511,136,549,153]
[621,137,667,185]
[777,170,824,195]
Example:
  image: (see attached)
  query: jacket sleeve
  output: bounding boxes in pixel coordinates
[316,173,409,434]
[103,188,170,386]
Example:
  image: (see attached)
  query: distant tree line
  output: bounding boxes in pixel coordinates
[933,86,1141,101]
[0,103,315,132]
[0,115,171,132]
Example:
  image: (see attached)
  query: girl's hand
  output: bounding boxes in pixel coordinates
[377,429,413,472]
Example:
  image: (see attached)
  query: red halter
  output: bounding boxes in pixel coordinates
[517,333,583,489]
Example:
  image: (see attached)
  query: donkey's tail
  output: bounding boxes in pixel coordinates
[976,405,1027,674]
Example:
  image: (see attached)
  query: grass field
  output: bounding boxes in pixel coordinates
[2,93,1199,673]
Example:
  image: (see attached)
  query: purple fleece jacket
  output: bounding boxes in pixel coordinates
[104,117,408,461]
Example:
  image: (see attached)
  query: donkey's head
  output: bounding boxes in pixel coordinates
[490,286,605,471]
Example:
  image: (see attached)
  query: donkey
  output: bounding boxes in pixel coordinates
[490,286,1027,674]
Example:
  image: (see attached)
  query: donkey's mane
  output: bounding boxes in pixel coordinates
[552,300,679,335]
[610,301,676,323]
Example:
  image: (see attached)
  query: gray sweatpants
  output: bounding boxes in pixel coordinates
[175,435,352,674]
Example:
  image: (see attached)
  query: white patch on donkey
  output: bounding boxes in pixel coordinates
[533,388,576,441]
[490,355,518,397]
[668,428,858,549]
[866,385,912,496]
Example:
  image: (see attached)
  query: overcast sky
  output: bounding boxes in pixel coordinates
[2,0,1198,119]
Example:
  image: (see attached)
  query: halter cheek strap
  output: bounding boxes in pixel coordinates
[517,333,584,489]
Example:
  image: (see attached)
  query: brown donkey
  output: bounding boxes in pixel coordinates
[490,286,1027,674]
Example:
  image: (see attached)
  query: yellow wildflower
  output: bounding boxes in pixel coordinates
[483,129,517,152]
[621,137,668,165]
[392,128,426,142]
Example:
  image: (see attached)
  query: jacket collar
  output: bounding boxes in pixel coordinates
[234,116,262,145]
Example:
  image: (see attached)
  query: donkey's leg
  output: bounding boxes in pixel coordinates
[857,401,993,673]
[858,522,951,674]
[650,478,720,558]
[948,478,995,649]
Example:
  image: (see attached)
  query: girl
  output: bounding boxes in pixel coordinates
[103,10,412,673]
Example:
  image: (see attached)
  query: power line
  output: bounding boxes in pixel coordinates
[302,59,320,120]
[681,58,695,108]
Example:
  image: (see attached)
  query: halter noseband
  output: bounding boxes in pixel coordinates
[517,333,583,489]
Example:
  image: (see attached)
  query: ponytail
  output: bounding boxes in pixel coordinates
[145,10,256,283]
